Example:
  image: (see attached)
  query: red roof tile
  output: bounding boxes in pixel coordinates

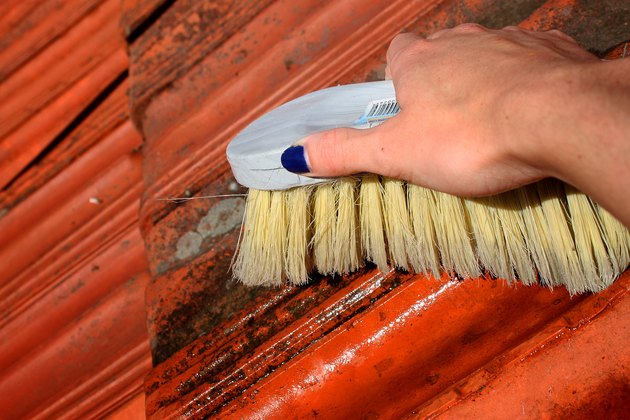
[0,0,149,417]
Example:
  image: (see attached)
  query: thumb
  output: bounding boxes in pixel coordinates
[281,126,384,177]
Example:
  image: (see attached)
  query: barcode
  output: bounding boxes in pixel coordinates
[354,98,400,127]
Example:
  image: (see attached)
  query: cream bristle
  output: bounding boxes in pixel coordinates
[233,189,279,286]
[285,187,312,285]
[432,192,481,278]
[266,190,288,283]
[333,178,361,274]
[359,175,388,271]
[382,178,418,270]
[312,183,337,275]
[464,196,511,280]
[537,180,586,294]
[515,187,554,286]
[595,204,630,274]
[407,184,441,278]
[564,185,614,291]
[489,192,536,284]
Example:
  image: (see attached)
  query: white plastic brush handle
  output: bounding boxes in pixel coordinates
[226,80,397,190]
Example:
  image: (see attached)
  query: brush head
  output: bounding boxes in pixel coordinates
[226,80,397,190]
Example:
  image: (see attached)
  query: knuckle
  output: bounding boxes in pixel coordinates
[548,29,563,34]
[547,29,576,42]
[502,25,522,32]
[454,22,486,32]
[387,32,426,64]
[404,39,430,56]
[388,33,408,58]
[390,32,415,47]
[426,28,453,40]
[391,41,427,66]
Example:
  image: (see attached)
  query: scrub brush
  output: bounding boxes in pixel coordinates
[226,81,630,294]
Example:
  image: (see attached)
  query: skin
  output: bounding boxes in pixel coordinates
[299,24,630,226]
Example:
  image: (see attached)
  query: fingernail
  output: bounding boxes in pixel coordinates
[281,145,310,174]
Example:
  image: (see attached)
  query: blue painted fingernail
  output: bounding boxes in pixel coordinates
[281,145,310,174]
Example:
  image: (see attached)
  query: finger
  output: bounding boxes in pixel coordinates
[281,126,386,177]
[385,64,392,80]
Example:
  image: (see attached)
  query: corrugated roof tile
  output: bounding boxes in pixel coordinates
[0,0,150,417]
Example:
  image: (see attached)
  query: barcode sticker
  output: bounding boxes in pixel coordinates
[353,98,400,128]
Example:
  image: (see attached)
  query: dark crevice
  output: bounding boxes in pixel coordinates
[126,0,178,44]
[2,69,129,192]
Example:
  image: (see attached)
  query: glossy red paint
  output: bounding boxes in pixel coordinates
[414,281,629,419]
[222,274,629,419]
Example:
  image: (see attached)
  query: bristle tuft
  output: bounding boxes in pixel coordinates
[432,192,481,278]
[359,175,388,271]
[536,180,585,294]
[464,196,512,280]
[596,204,630,274]
[233,189,285,286]
[382,178,417,270]
[285,187,312,285]
[313,183,336,275]
[407,185,441,278]
[564,185,614,291]
[334,178,362,274]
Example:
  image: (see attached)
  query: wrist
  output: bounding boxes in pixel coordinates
[543,59,630,184]
[502,59,607,182]
[504,57,630,224]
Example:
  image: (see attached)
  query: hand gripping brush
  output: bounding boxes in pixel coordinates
[226,81,630,294]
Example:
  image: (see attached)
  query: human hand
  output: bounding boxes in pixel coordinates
[280,24,599,197]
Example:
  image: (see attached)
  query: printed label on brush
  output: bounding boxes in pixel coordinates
[353,98,400,129]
